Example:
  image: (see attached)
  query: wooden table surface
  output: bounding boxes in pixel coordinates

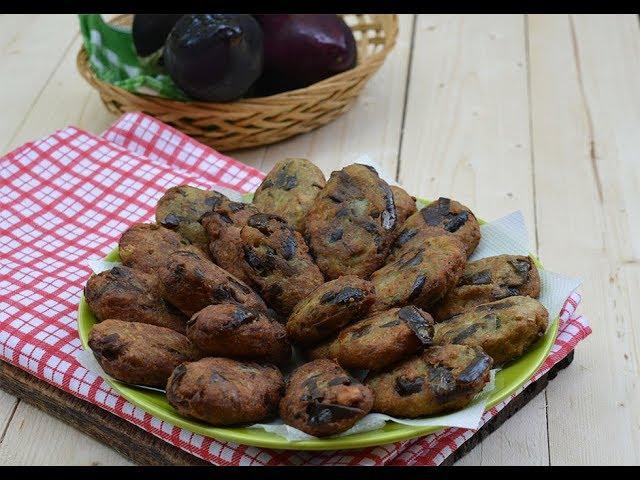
[0,13,638,466]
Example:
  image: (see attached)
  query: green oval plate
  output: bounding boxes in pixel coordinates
[77,204,557,451]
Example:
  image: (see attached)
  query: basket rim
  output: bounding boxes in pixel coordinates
[77,14,399,109]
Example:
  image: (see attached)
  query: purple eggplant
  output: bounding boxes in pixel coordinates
[254,14,357,96]
[132,14,185,72]
[164,14,263,102]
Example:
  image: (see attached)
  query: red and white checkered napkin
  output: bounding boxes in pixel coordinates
[0,112,591,466]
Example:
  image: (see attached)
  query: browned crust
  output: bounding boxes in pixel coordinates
[186,304,290,365]
[433,254,541,322]
[286,276,375,346]
[279,359,373,437]
[158,248,267,317]
[166,357,284,426]
[366,344,492,417]
[252,158,326,232]
[369,235,467,313]
[89,319,200,388]
[84,265,187,333]
[433,296,549,364]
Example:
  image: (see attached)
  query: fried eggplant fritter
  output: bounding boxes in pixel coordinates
[200,198,260,285]
[84,265,187,333]
[337,306,435,371]
[391,197,481,259]
[88,319,200,388]
[186,304,291,365]
[166,358,284,426]
[158,248,267,317]
[305,164,398,279]
[433,254,541,322]
[286,276,375,347]
[155,185,227,250]
[252,158,326,232]
[390,185,417,226]
[279,359,373,437]
[369,236,467,313]
[306,334,341,361]
[240,213,324,316]
[366,344,492,417]
[434,296,548,364]
[118,223,189,274]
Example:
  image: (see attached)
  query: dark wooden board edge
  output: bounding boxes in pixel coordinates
[0,361,209,466]
[0,351,574,466]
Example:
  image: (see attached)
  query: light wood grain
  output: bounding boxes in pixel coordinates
[6,33,116,151]
[457,396,550,466]
[398,14,536,236]
[399,14,548,465]
[0,390,18,441]
[528,13,640,464]
[0,402,132,465]
[0,14,80,152]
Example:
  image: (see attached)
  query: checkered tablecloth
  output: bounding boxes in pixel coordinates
[0,112,592,466]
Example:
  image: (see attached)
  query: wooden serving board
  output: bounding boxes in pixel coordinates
[0,351,574,466]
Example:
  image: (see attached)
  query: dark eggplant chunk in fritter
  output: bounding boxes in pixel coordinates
[433,254,541,322]
[252,158,326,232]
[369,235,467,313]
[305,163,399,279]
[88,319,200,388]
[155,185,227,250]
[200,198,260,285]
[158,248,267,317]
[166,357,284,426]
[365,344,492,417]
[240,213,324,316]
[279,359,373,437]
[186,304,291,365]
[118,223,189,274]
[84,265,187,333]
[434,296,548,364]
[391,197,480,259]
[337,306,435,371]
[286,276,375,346]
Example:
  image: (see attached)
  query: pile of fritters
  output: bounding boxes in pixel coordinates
[85,158,548,437]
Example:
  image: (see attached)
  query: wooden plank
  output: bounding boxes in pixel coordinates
[0,354,575,465]
[0,14,80,152]
[0,361,205,465]
[398,14,536,235]
[0,402,133,466]
[5,34,117,151]
[0,390,18,440]
[399,14,548,466]
[450,352,574,466]
[234,14,416,178]
[0,15,120,464]
[528,13,640,464]
[457,396,549,466]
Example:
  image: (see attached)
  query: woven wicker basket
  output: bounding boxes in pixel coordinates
[77,14,398,152]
